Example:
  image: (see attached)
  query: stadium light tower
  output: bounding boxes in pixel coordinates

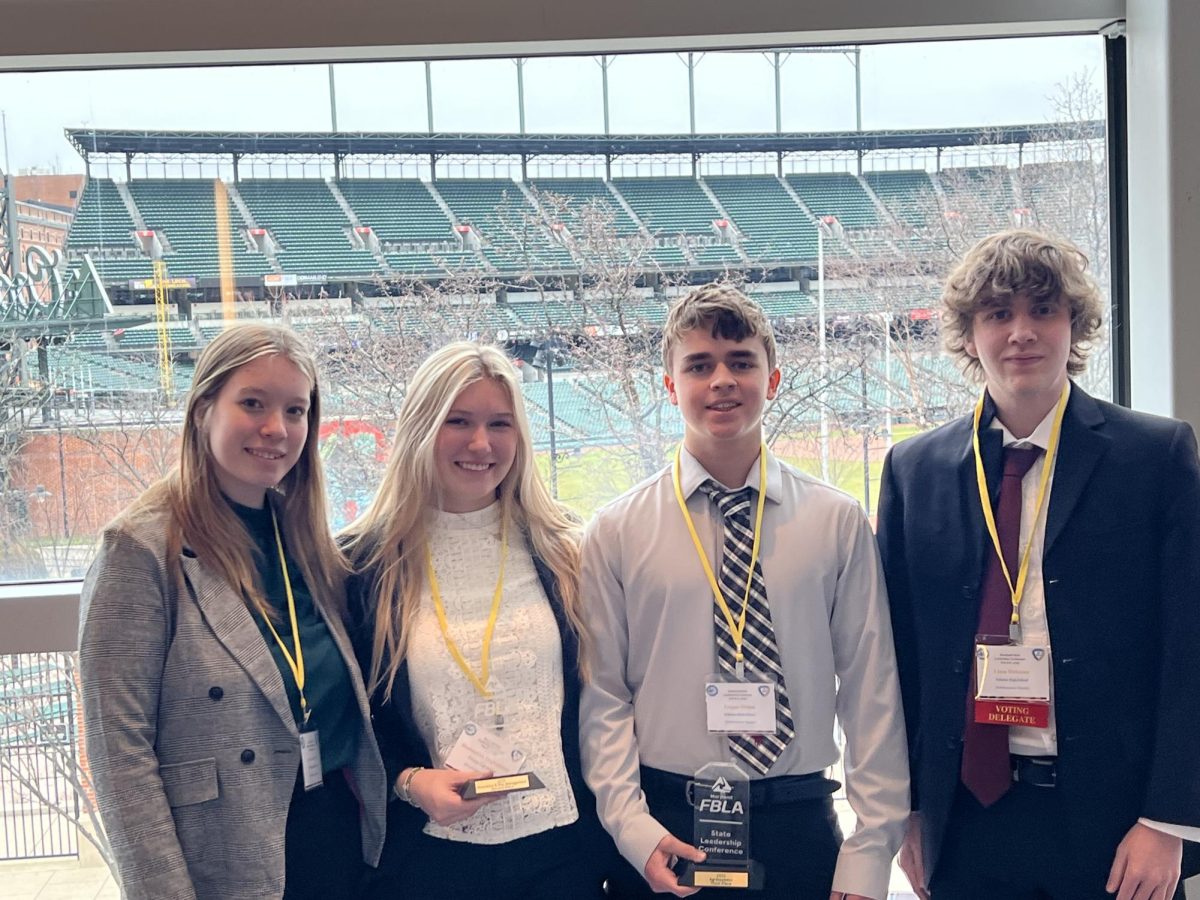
[533,336,565,499]
[817,215,837,482]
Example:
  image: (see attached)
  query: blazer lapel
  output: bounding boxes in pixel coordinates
[318,599,375,726]
[533,554,579,679]
[1043,386,1110,557]
[959,409,1004,587]
[180,553,298,736]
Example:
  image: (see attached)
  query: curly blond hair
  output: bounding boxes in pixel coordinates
[941,229,1105,380]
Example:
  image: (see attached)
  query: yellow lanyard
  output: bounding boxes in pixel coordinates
[971,383,1069,632]
[672,445,768,679]
[426,520,507,697]
[259,509,311,727]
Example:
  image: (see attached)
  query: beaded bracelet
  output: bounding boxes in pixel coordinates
[396,766,425,807]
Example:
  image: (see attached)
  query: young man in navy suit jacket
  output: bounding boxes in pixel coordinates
[876,229,1200,900]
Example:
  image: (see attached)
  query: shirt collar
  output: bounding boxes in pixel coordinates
[677,443,783,503]
[989,403,1058,450]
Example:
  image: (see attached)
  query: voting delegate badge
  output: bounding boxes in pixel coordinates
[973,643,1051,728]
[674,762,764,890]
[443,720,544,800]
[299,728,324,791]
[705,679,778,735]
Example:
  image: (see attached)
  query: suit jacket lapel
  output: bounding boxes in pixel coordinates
[959,406,1004,588]
[180,553,298,736]
[1043,386,1110,557]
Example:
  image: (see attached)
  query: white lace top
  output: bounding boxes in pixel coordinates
[408,501,579,844]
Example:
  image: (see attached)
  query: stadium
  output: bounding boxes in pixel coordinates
[0,119,1110,575]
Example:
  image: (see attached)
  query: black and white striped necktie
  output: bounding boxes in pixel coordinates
[700,480,795,774]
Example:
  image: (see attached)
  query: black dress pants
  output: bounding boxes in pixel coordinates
[931,782,1187,900]
[367,815,610,900]
[283,768,365,900]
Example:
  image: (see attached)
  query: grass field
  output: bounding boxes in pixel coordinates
[536,423,927,522]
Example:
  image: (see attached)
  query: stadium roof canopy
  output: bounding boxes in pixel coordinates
[66,122,1103,159]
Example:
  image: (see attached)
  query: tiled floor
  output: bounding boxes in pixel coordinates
[6,855,1189,899]
[1,854,903,900]
[0,860,119,900]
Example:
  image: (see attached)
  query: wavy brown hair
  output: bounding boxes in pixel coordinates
[661,283,777,372]
[941,229,1105,380]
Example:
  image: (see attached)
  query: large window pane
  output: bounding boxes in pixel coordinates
[0,36,1109,581]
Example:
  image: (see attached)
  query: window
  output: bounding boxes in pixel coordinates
[0,25,1123,890]
[0,37,1111,582]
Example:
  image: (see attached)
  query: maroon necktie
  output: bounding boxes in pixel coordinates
[960,444,1043,807]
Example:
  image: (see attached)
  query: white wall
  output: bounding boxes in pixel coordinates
[1127,0,1200,429]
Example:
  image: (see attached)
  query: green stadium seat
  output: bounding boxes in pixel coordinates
[127,180,273,281]
[433,179,574,274]
[238,179,382,277]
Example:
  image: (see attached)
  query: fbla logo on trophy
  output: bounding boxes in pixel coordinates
[698,776,744,815]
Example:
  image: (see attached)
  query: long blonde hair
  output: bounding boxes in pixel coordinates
[341,342,587,700]
[120,323,348,617]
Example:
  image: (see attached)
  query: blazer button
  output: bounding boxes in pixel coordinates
[952,658,966,674]
[208,686,224,701]
[945,735,960,750]
[960,585,974,599]
[240,749,256,764]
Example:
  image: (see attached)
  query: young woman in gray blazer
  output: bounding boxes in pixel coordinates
[79,324,386,900]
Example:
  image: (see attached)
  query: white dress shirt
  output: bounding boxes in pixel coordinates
[579,445,910,900]
[993,407,1200,843]
[408,502,578,844]
[990,410,1060,758]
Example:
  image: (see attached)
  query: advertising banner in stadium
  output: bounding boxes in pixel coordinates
[265,274,327,286]
[127,277,196,290]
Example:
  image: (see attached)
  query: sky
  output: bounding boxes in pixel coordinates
[0,35,1106,175]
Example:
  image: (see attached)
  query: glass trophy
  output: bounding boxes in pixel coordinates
[675,762,764,890]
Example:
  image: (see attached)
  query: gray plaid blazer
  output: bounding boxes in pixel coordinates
[79,509,386,900]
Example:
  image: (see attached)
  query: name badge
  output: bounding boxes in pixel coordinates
[705,681,777,735]
[974,644,1051,728]
[443,720,527,776]
[299,729,324,791]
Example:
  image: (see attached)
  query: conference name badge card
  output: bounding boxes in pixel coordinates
[705,678,777,735]
[443,721,544,800]
[974,644,1051,728]
[299,728,323,791]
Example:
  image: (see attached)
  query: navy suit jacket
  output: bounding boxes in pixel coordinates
[876,384,1200,882]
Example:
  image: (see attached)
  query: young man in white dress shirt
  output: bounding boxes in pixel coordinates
[578,284,910,900]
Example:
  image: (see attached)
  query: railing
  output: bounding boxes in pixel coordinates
[0,582,90,864]
[1,651,81,860]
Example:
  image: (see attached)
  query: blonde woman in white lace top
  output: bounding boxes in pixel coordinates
[342,342,617,900]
